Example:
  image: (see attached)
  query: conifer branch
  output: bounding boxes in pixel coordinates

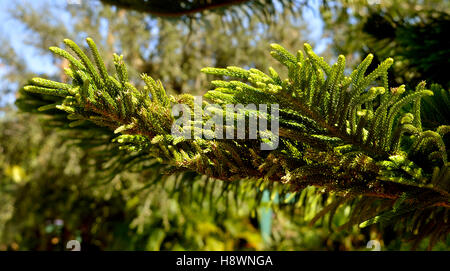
[19,38,450,243]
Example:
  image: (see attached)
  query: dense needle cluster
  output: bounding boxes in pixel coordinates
[19,38,449,247]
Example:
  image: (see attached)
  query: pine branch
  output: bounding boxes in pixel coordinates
[99,0,310,20]
[19,38,450,243]
[101,0,250,17]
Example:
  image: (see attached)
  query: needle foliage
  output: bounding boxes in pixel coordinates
[18,38,449,248]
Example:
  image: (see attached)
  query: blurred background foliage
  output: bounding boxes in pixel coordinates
[0,0,449,250]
